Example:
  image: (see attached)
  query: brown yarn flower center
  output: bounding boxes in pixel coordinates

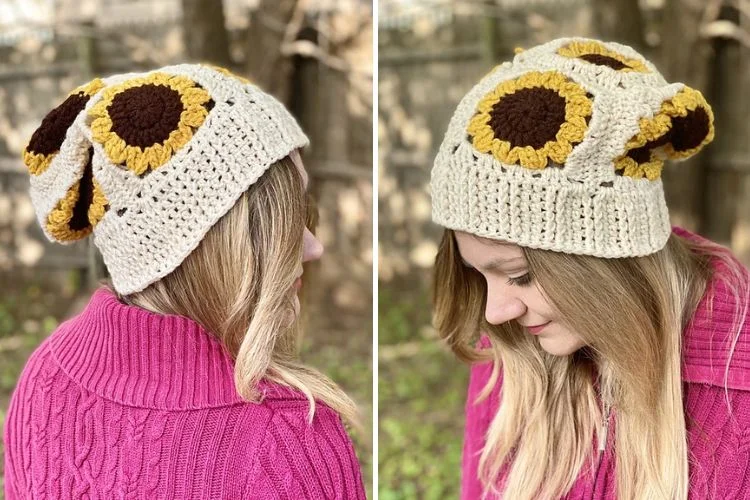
[488,87,567,149]
[670,107,710,152]
[578,54,629,70]
[627,135,670,163]
[27,92,90,155]
[70,148,96,231]
[108,84,184,148]
[627,106,711,163]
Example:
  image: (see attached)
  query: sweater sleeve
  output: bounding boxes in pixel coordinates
[461,338,502,500]
[249,405,366,499]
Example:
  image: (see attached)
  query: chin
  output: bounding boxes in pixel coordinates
[538,336,586,357]
[282,295,301,328]
[292,294,301,316]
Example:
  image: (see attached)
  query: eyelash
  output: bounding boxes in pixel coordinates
[305,193,319,231]
[507,273,532,287]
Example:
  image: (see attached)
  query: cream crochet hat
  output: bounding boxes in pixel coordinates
[24,63,308,294]
[431,37,714,257]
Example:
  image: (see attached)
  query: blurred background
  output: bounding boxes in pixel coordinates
[378,0,748,497]
[0,0,372,496]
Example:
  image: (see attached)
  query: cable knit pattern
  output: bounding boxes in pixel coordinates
[3,287,365,499]
[461,227,750,499]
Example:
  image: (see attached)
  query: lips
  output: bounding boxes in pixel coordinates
[524,321,550,335]
[293,277,302,291]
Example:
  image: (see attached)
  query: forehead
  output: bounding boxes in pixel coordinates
[289,149,309,188]
[454,231,523,260]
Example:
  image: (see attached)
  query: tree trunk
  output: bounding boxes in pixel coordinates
[658,0,711,230]
[245,0,299,104]
[591,0,645,50]
[700,5,746,246]
[180,0,232,66]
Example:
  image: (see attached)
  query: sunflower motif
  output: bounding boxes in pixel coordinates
[46,149,109,241]
[89,72,213,176]
[467,71,593,169]
[557,41,649,73]
[615,87,714,180]
[23,78,105,175]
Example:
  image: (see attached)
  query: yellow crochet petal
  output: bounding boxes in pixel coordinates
[23,150,53,176]
[518,146,548,169]
[491,140,512,163]
[557,40,649,73]
[88,179,109,226]
[546,141,573,165]
[71,78,106,97]
[180,107,209,129]
[642,160,664,181]
[623,161,644,179]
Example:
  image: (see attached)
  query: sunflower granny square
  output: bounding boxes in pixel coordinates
[23,64,308,294]
[431,38,714,258]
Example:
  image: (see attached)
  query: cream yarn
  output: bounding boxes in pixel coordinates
[431,37,715,257]
[24,64,308,294]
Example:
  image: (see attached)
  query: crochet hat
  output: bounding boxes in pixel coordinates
[24,64,308,294]
[431,38,714,258]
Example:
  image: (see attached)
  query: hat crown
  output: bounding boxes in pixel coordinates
[431,38,714,258]
[24,64,309,294]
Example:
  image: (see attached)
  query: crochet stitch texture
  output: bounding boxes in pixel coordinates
[23,64,308,294]
[431,38,715,257]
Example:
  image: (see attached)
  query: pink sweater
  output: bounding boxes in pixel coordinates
[3,287,365,499]
[461,227,750,499]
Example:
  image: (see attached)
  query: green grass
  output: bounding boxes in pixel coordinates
[378,282,469,499]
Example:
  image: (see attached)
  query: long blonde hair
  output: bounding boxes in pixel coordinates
[434,228,749,499]
[105,157,358,426]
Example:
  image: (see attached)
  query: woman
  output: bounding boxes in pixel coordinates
[431,38,749,499]
[4,64,365,499]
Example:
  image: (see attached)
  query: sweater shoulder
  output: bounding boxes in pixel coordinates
[682,261,750,391]
[461,336,503,499]
[9,333,58,396]
[464,335,503,443]
[247,384,366,499]
[466,335,501,406]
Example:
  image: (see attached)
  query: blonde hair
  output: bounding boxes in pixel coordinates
[434,229,749,499]
[105,157,358,426]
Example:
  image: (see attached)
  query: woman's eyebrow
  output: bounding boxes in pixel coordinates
[461,256,525,271]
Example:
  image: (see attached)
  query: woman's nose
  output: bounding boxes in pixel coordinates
[302,228,324,263]
[485,284,526,325]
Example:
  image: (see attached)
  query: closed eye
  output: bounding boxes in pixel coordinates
[305,192,318,232]
[507,273,532,286]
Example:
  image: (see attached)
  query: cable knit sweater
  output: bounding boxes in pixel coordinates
[3,287,366,499]
[461,227,750,499]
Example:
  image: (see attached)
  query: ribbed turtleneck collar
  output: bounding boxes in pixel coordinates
[48,287,246,410]
[676,226,750,390]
